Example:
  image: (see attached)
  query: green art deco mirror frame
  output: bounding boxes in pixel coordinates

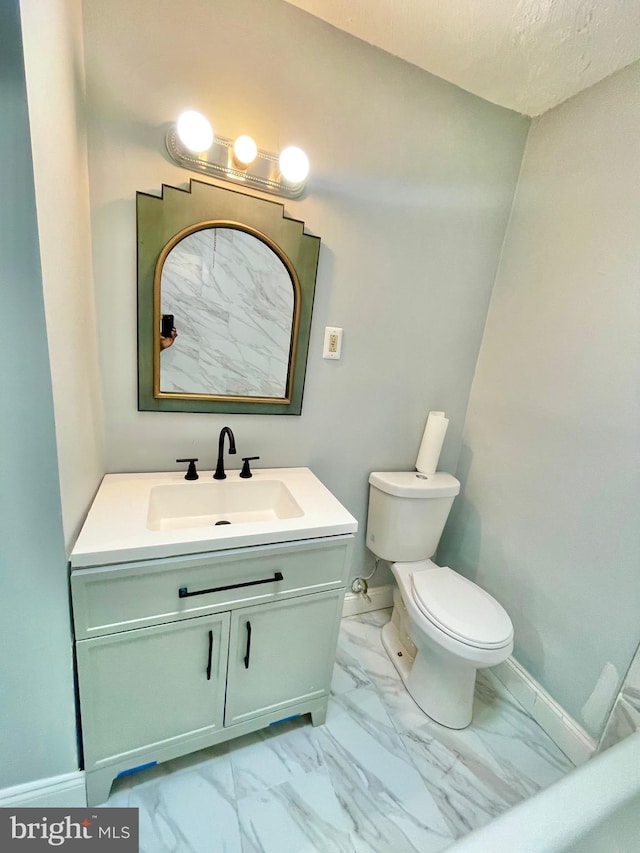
[137,180,320,414]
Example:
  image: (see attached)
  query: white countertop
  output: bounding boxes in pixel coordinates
[70,467,358,568]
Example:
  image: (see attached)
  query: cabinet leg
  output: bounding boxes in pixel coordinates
[311,703,328,727]
[85,768,116,807]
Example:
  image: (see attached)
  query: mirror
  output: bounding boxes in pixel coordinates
[137,181,320,414]
[157,224,299,401]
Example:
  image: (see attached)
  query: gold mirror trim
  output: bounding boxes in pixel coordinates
[152,220,301,404]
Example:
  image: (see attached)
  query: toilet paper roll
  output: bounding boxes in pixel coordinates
[415,411,449,474]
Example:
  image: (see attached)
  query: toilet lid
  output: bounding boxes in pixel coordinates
[411,566,513,649]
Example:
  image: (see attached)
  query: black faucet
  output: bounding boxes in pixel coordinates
[214,427,236,480]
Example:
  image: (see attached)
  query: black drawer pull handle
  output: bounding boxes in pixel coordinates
[179,571,284,599]
[206,629,213,681]
[244,621,252,669]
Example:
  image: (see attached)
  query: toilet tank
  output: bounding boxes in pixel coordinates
[366,471,460,562]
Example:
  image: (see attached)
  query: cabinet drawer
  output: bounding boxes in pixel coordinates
[71,536,352,639]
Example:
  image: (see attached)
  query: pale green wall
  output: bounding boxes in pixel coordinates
[440,61,640,739]
[21,0,105,553]
[0,0,78,788]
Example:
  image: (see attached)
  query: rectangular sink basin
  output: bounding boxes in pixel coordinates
[70,468,358,567]
[147,479,304,531]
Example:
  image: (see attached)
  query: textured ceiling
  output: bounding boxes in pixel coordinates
[283,0,640,115]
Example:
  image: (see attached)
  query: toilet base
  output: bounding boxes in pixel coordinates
[382,615,476,730]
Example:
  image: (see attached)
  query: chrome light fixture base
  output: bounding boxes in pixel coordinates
[165,129,306,199]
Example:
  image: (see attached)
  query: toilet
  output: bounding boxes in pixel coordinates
[366,471,513,729]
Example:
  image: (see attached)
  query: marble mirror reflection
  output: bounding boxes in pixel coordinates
[157,224,298,401]
[137,180,320,415]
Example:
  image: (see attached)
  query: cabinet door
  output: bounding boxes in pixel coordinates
[225,590,343,726]
[77,612,229,767]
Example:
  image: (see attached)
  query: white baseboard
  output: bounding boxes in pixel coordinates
[494,658,597,766]
[0,771,86,808]
[342,583,394,618]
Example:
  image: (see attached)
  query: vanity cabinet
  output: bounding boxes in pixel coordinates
[71,535,353,806]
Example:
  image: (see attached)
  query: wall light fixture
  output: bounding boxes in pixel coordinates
[166,111,309,199]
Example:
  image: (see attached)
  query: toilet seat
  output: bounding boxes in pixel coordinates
[411,565,513,650]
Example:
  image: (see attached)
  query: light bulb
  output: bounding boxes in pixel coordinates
[176,110,213,153]
[279,146,309,184]
[233,135,258,167]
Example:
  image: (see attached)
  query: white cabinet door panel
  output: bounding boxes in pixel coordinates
[77,612,229,767]
[225,590,343,726]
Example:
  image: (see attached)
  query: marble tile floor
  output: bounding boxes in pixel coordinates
[102,609,574,852]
